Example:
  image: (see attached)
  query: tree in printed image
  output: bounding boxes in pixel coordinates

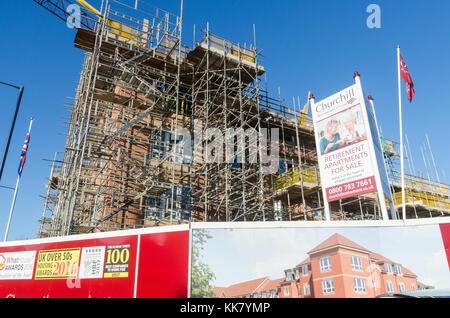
[191,229,216,298]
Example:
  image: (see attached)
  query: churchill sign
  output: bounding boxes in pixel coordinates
[313,84,376,201]
[310,73,394,220]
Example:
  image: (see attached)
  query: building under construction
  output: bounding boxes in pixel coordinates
[36,0,450,238]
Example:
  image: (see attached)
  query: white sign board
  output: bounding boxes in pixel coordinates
[312,84,377,201]
[311,76,394,220]
[79,246,106,279]
[0,251,36,280]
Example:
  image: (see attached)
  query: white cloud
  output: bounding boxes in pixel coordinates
[420,249,450,289]
[223,228,313,280]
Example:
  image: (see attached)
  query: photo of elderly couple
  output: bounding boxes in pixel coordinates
[318,107,368,155]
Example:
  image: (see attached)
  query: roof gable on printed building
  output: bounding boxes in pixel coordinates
[213,277,269,298]
[214,277,285,298]
[308,233,371,255]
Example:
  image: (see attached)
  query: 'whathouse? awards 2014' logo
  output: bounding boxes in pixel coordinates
[0,254,6,271]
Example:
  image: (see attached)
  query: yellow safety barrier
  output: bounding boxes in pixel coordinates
[107,20,137,41]
[274,168,319,191]
[299,112,308,126]
[393,191,450,210]
[230,48,255,63]
[76,0,138,42]
[299,101,309,126]
[409,181,448,195]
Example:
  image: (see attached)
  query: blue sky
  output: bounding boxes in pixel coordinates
[201,225,450,289]
[0,0,449,240]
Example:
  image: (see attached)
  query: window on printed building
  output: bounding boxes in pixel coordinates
[385,263,393,274]
[322,279,335,294]
[302,265,308,276]
[304,283,311,296]
[386,281,394,293]
[284,286,290,296]
[394,264,403,276]
[398,283,405,292]
[294,268,300,280]
[411,284,415,291]
[270,290,277,298]
[298,286,302,297]
[285,272,289,281]
[261,292,267,298]
[320,256,332,272]
[286,270,295,281]
[353,278,366,293]
[351,256,363,271]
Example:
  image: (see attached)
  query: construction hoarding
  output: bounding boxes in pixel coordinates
[0,225,190,298]
[193,219,450,298]
[1,220,450,298]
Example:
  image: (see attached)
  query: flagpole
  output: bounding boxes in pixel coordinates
[3,118,34,242]
[397,45,406,221]
[4,175,21,242]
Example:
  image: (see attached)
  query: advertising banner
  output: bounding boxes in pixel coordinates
[35,248,81,280]
[312,84,377,202]
[0,234,138,298]
[2,221,450,298]
[0,226,190,298]
[192,221,450,298]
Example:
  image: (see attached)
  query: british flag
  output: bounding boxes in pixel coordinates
[18,132,30,176]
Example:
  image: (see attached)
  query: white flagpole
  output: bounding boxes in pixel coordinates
[397,46,406,221]
[4,175,21,242]
[309,93,331,222]
[3,118,34,242]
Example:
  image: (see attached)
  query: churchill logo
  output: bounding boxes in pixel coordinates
[315,87,356,114]
[347,97,357,105]
[0,254,6,271]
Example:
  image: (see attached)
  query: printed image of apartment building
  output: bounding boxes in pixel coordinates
[214,233,430,298]
[214,277,284,298]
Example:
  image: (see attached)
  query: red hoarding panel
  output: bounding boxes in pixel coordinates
[440,223,450,271]
[0,235,138,298]
[136,230,190,298]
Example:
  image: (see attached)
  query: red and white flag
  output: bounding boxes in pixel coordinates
[399,54,415,102]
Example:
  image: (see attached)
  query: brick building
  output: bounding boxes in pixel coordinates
[214,277,284,298]
[215,233,428,298]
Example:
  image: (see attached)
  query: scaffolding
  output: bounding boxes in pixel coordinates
[38,0,274,236]
[36,0,450,238]
[384,139,450,219]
